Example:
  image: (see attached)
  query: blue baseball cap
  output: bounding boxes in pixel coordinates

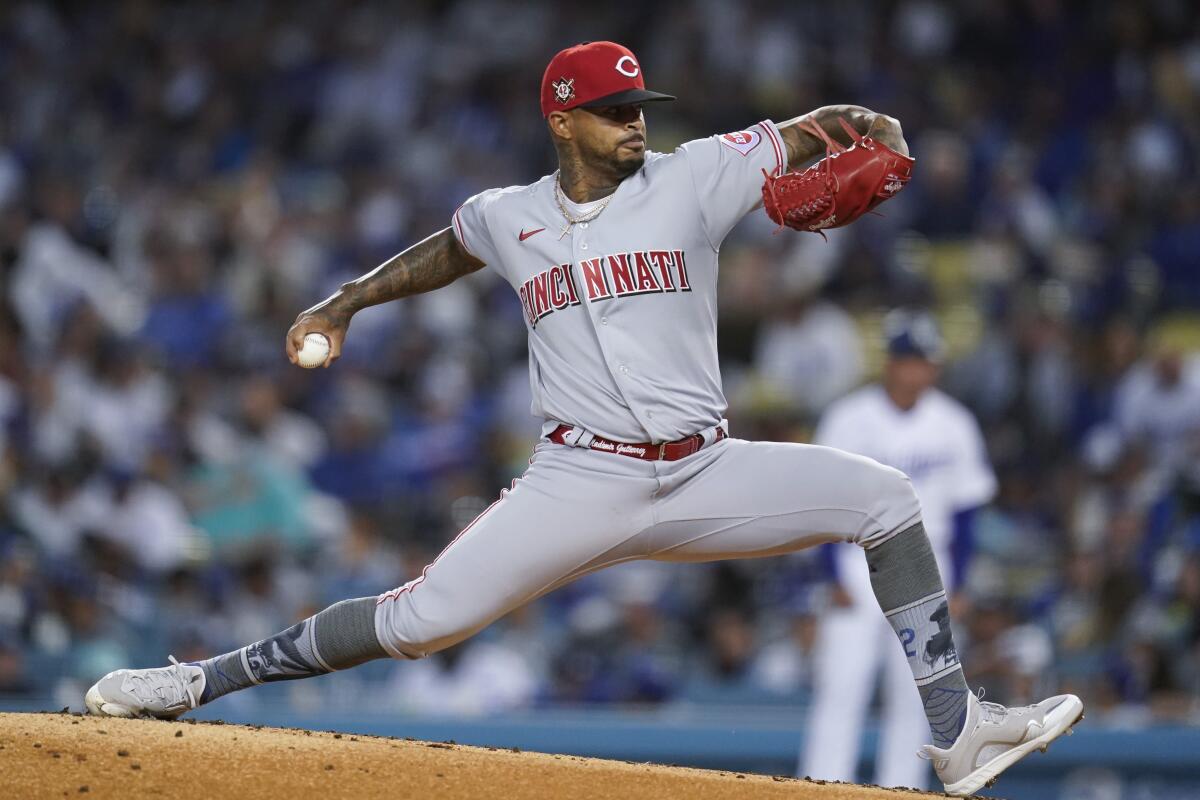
[884,310,945,363]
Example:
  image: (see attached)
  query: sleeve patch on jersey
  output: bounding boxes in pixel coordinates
[719,130,762,156]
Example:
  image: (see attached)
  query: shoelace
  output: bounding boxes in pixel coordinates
[980,700,1009,724]
[125,655,198,709]
[976,687,1027,723]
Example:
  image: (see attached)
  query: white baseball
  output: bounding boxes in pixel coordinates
[296,332,331,368]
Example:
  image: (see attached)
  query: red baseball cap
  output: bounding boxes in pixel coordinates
[540,41,675,118]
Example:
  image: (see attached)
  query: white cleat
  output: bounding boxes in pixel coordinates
[85,656,206,720]
[922,690,1084,797]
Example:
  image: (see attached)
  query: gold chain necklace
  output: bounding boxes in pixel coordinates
[553,174,615,240]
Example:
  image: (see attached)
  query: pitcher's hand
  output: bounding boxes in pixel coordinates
[285,295,353,369]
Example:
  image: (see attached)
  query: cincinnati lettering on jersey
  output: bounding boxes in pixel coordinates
[518,250,691,328]
[517,262,582,327]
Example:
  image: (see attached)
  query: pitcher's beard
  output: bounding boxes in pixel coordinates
[569,141,645,189]
[611,150,644,180]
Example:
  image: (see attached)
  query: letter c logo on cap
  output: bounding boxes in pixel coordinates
[615,56,640,78]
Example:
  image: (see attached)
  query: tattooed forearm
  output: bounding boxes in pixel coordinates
[777,105,908,170]
[285,228,485,366]
[341,228,485,313]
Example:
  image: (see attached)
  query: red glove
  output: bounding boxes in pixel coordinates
[762,117,914,235]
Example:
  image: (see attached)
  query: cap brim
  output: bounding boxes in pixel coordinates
[579,88,675,107]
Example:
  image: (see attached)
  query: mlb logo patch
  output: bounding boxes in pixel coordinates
[719,130,761,156]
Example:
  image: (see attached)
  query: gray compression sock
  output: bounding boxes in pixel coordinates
[197,597,388,704]
[865,523,970,748]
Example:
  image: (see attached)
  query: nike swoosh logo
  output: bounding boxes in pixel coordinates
[519,228,545,241]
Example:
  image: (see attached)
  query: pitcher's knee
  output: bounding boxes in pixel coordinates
[373,588,482,660]
[852,458,922,548]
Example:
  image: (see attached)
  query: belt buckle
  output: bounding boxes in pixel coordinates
[658,442,666,460]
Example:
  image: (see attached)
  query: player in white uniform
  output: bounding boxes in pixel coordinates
[800,311,997,789]
[86,42,1080,796]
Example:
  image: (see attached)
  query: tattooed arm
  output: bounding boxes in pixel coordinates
[777,105,909,171]
[285,227,486,367]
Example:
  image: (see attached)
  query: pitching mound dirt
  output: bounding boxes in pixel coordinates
[0,711,951,799]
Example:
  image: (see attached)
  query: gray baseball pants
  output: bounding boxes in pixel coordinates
[374,428,922,660]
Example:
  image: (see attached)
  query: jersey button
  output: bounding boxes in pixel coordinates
[619,365,629,374]
[581,222,589,228]
[580,242,589,250]
[600,316,608,325]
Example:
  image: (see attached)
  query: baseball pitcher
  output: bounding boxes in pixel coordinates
[87,42,1080,796]
[800,311,998,789]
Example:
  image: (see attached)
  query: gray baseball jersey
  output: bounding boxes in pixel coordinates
[373,122,925,664]
[452,121,787,442]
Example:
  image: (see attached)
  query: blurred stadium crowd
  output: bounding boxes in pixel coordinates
[1,0,1199,725]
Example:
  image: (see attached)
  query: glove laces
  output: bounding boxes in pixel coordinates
[762,117,862,239]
